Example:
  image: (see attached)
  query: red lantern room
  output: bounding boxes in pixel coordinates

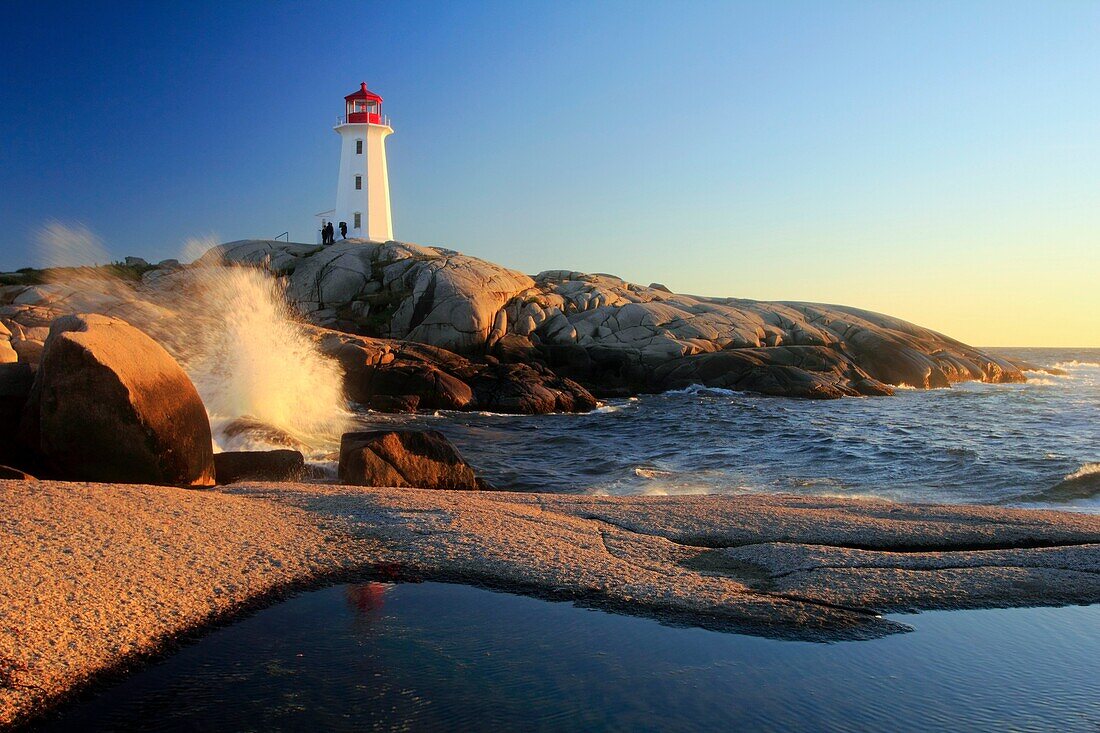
[345,82,383,124]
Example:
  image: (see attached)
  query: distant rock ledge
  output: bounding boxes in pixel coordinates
[203,239,1024,399]
[0,238,1026,411]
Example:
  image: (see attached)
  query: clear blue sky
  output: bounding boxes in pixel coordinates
[1,1,1097,345]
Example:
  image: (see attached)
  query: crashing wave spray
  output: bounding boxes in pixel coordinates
[33,226,351,455]
[157,238,351,453]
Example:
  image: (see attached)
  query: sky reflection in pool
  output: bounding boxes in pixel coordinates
[33,582,1100,732]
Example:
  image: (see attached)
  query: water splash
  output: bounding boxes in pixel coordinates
[31,227,350,456]
[152,242,351,454]
[35,221,112,269]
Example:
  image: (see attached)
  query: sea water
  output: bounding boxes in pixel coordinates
[351,348,1100,510]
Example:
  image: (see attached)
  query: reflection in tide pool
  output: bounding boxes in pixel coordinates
[32,582,1100,732]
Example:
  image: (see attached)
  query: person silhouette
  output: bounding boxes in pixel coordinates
[339,221,348,239]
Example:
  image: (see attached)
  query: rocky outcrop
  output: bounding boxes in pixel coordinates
[218,417,309,452]
[314,326,597,414]
[228,483,1100,640]
[19,314,215,486]
[652,345,894,399]
[199,240,534,352]
[205,240,1025,399]
[0,240,1027,403]
[338,430,491,490]
[214,449,305,484]
[5,481,1100,725]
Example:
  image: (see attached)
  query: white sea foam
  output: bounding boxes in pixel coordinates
[167,254,351,453]
[1064,462,1100,482]
[33,226,351,455]
[35,221,112,268]
[634,466,673,479]
[667,384,742,397]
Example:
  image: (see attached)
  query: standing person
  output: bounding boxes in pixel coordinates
[325,222,334,245]
[321,221,330,244]
[339,221,347,240]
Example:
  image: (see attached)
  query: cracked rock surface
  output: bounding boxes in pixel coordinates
[229,484,1100,640]
[0,240,1030,403]
[205,239,1025,398]
[4,479,1100,726]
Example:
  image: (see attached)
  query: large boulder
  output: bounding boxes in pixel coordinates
[214,449,305,484]
[218,416,308,451]
[0,363,34,470]
[338,430,490,490]
[20,314,215,486]
[468,361,599,413]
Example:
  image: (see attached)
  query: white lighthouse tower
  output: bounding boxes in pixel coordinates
[330,82,393,242]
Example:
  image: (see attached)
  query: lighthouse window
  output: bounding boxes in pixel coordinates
[356,140,363,155]
[354,212,361,229]
[355,175,362,190]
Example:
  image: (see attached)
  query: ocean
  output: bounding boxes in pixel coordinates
[353,347,1100,510]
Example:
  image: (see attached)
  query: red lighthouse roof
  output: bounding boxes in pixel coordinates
[345,82,383,104]
[343,82,385,124]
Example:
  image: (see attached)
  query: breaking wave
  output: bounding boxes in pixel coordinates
[33,226,351,456]
[1018,463,1100,503]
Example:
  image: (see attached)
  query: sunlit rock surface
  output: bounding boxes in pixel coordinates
[204,239,1024,398]
[3,479,1098,725]
[0,238,1026,405]
[19,314,215,486]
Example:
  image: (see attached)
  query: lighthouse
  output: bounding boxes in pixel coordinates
[330,82,393,242]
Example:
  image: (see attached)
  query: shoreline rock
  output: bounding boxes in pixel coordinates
[4,479,1098,727]
[0,241,1042,407]
[214,449,305,484]
[18,314,215,487]
[338,430,491,490]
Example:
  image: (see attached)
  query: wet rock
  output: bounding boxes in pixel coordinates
[214,449,305,484]
[469,362,598,413]
[313,327,595,415]
[20,314,215,487]
[0,465,35,480]
[354,362,475,411]
[652,346,894,399]
[338,430,491,490]
[365,394,421,413]
[219,417,307,451]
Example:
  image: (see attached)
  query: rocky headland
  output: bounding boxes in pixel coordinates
[0,239,1026,419]
[203,238,1025,400]
[0,239,1083,728]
